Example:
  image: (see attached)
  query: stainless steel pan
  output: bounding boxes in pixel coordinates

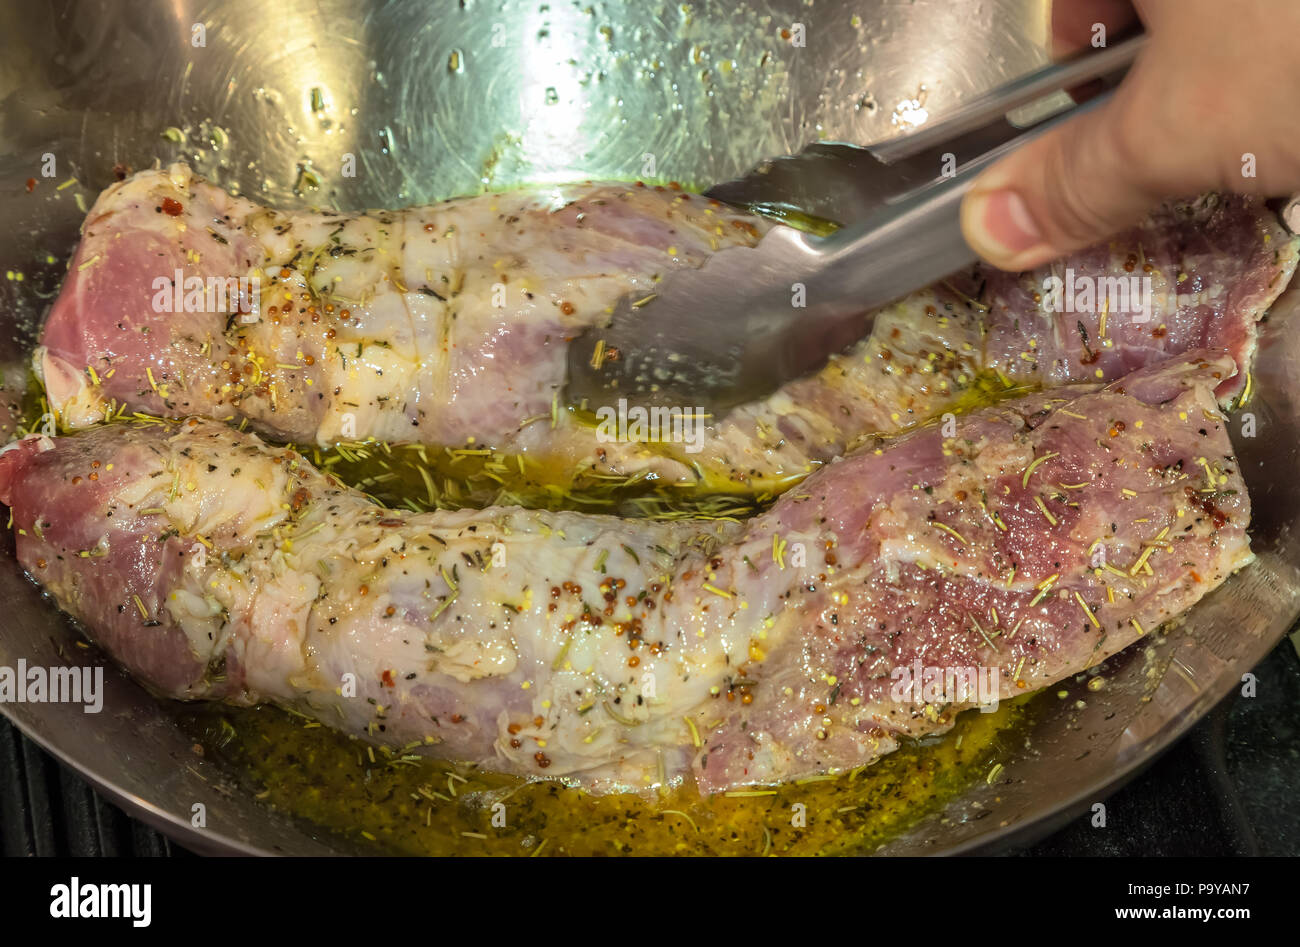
[0,0,1295,856]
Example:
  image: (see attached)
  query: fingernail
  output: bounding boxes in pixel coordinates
[963,189,1048,265]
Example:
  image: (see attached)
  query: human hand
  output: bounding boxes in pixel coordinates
[960,0,1300,271]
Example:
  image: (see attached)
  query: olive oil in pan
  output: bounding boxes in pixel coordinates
[298,370,1034,521]
[303,428,771,520]
[176,696,1033,856]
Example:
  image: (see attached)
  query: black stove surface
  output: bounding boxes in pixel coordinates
[4,642,1297,858]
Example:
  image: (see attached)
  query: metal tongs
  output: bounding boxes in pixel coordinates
[564,35,1148,415]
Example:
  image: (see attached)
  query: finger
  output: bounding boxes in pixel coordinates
[960,83,1206,271]
[1050,0,1140,57]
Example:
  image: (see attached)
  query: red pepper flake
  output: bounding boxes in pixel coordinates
[160,197,183,217]
[25,178,36,193]
[1185,486,1228,529]
[381,669,396,687]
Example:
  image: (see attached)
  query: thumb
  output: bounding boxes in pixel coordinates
[960,90,1171,272]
